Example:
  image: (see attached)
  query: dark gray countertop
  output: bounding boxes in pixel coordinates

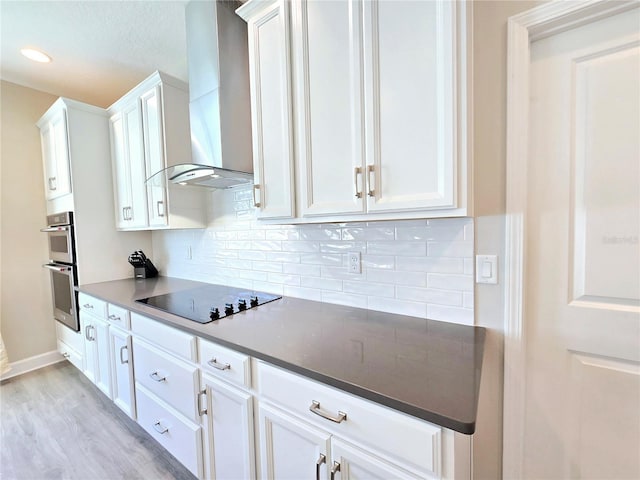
[78,276,485,434]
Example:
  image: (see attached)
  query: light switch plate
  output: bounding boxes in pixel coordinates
[476,255,498,284]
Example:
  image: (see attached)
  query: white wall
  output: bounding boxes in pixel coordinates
[153,186,475,325]
[0,80,57,363]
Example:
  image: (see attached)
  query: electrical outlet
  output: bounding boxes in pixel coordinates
[348,252,361,274]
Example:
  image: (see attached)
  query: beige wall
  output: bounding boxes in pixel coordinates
[1,80,57,363]
[471,1,543,479]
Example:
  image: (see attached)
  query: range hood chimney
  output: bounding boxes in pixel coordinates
[149,0,253,189]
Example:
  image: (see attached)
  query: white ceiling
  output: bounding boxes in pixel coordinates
[0,0,190,108]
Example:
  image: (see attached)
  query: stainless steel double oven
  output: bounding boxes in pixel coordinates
[41,212,79,331]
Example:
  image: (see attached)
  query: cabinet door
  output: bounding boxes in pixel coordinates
[202,374,255,480]
[110,327,136,419]
[40,110,71,200]
[259,402,331,480]
[140,86,168,228]
[331,439,425,480]
[93,317,112,399]
[363,0,456,212]
[246,0,296,219]
[292,0,366,217]
[110,112,133,229]
[80,311,98,384]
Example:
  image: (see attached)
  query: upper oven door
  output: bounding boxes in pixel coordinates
[41,225,75,264]
[43,263,79,331]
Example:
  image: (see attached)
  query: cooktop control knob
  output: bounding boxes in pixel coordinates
[238,299,247,311]
[224,303,234,316]
[250,295,259,307]
[209,308,220,320]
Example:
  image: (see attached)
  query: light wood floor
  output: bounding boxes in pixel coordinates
[1,361,196,480]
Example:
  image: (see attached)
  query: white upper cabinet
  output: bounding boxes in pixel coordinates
[38,103,71,200]
[238,0,296,220]
[238,0,469,222]
[108,71,206,231]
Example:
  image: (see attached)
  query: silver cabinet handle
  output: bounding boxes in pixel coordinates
[197,389,207,416]
[48,177,57,191]
[309,400,347,424]
[149,371,167,382]
[153,421,169,435]
[316,453,326,480]
[122,207,127,221]
[123,206,132,221]
[156,200,165,217]
[62,352,70,359]
[366,164,375,197]
[354,166,362,198]
[108,314,120,322]
[85,325,95,342]
[127,206,133,220]
[83,303,93,309]
[119,345,128,364]
[330,461,341,480]
[207,358,231,371]
[252,184,261,208]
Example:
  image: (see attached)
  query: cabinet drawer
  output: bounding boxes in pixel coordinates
[131,312,196,361]
[257,362,441,475]
[57,340,82,371]
[56,321,83,353]
[133,338,199,422]
[107,304,130,329]
[136,384,203,478]
[78,293,107,319]
[199,338,251,388]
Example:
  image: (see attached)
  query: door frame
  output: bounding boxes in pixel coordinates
[502,1,639,478]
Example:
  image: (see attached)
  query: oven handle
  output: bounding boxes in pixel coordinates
[40,226,70,232]
[42,264,73,273]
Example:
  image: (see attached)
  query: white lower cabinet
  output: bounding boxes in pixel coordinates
[201,373,256,480]
[80,310,112,399]
[136,384,204,478]
[109,326,135,419]
[258,401,331,479]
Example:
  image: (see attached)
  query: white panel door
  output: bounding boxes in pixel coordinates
[141,86,168,228]
[109,112,132,229]
[202,374,255,480]
[246,0,296,220]
[259,402,331,480]
[110,327,135,419]
[292,0,366,216]
[123,102,148,229]
[363,0,456,212]
[523,7,640,478]
[331,439,423,480]
[50,111,72,199]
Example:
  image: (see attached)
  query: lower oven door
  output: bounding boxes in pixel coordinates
[43,263,79,332]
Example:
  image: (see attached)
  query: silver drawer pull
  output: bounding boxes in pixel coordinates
[207,358,231,371]
[330,461,341,480]
[83,303,93,309]
[108,314,121,322]
[62,352,70,359]
[149,371,167,382]
[316,453,326,480]
[119,346,128,364]
[309,400,347,424]
[153,421,169,435]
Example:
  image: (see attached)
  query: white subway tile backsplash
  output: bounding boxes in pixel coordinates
[395,256,464,274]
[152,195,475,325]
[367,241,426,256]
[427,273,474,292]
[321,291,368,309]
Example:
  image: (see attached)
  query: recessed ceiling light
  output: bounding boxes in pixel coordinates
[20,48,52,63]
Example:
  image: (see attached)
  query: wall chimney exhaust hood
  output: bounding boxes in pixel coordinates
[147,0,253,189]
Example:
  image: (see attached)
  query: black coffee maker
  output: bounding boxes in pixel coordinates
[128,250,158,279]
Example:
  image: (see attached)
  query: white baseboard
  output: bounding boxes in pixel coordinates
[0,350,64,381]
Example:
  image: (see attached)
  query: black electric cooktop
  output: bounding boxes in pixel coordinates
[136,285,281,324]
